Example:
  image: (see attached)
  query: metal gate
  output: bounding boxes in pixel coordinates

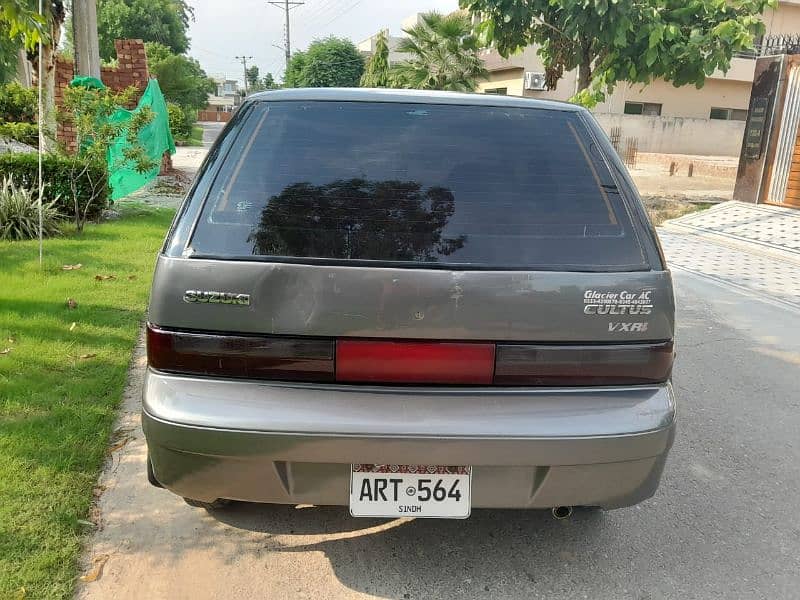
[767,64,800,207]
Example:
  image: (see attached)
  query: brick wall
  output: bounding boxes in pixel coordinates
[56,39,150,152]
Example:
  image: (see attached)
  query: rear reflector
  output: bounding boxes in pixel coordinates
[336,340,495,384]
[494,341,674,386]
[146,324,334,381]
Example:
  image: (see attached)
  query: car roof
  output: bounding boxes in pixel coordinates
[246,87,585,112]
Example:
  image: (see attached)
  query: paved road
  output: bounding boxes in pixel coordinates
[199,120,225,148]
[76,213,800,599]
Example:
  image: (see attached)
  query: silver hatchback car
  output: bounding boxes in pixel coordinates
[143,88,675,518]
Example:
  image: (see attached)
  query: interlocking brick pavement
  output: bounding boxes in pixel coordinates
[659,201,800,309]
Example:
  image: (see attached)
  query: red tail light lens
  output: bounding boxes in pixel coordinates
[494,341,674,385]
[148,324,672,386]
[146,324,334,381]
[336,339,495,384]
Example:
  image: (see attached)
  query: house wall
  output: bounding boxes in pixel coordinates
[598,78,753,118]
[478,70,525,96]
[763,1,800,36]
[594,114,746,156]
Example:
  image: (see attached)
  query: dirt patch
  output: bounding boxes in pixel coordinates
[642,197,714,226]
[628,153,736,204]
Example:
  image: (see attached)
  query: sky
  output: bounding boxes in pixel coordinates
[187,0,460,83]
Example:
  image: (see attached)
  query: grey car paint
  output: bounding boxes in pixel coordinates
[149,258,673,342]
[143,88,676,512]
[142,372,674,508]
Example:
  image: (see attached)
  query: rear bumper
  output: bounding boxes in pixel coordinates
[143,370,676,510]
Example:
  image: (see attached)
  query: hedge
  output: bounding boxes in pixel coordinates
[0,122,39,146]
[0,82,37,124]
[0,153,109,220]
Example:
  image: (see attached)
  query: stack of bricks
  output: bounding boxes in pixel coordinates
[55,39,152,152]
[100,39,150,107]
[53,58,78,152]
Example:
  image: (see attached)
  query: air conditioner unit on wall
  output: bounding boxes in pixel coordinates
[524,72,547,91]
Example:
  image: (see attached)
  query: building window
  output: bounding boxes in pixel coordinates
[484,87,508,95]
[710,107,748,121]
[624,102,662,116]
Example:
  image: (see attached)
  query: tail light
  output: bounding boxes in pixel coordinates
[146,324,334,381]
[336,340,495,384]
[148,324,672,386]
[494,342,674,385]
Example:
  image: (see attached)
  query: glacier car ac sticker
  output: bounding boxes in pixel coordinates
[583,289,653,316]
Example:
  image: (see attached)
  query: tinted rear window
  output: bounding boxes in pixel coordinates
[188,101,647,270]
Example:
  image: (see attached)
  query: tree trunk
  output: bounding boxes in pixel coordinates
[577,54,592,92]
[72,0,102,79]
[31,19,62,151]
[16,49,32,87]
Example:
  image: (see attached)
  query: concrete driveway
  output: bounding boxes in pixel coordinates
[75,205,800,599]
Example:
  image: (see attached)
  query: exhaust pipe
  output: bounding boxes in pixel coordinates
[551,506,573,520]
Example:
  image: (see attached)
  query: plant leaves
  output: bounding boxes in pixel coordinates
[79,353,97,360]
[62,264,82,270]
[79,554,109,583]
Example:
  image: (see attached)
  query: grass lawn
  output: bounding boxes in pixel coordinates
[0,204,175,599]
[176,125,204,147]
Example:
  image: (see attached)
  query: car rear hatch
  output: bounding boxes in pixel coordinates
[149,97,674,386]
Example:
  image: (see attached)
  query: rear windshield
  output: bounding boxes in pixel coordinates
[188,101,647,270]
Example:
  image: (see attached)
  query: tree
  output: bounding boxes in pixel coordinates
[62,84,155,231]
[262,71,278,90]
[143,40,172,65]
[0,0,44,46]
[460,0,772,106]
[282,50,306,87]
[245,64,260,92]
[283,37,364,88]
[148,51,215,110]
[97,0,191,61]
[360,29,391,87]
[391,12,487,92]
[243,65,279,93]
[0,24,18,82]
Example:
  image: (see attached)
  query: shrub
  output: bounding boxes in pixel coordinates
[0,122,39,146]
[62,85,155,231]
[0,176,62,241]
[167,102,194,139]
[0,153,109,220]
[0,82,37,123]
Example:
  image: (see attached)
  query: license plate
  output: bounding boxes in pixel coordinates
[349,464,471,519]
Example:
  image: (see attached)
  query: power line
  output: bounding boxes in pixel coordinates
[318,0,365,30]
[268,0,305,72]
[295,0,341,33]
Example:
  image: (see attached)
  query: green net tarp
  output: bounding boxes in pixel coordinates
[69,77,176,200]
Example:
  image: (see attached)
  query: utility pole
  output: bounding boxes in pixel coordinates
[236,55,254,95]
[72,0,102,78]
[268,0,304,72]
